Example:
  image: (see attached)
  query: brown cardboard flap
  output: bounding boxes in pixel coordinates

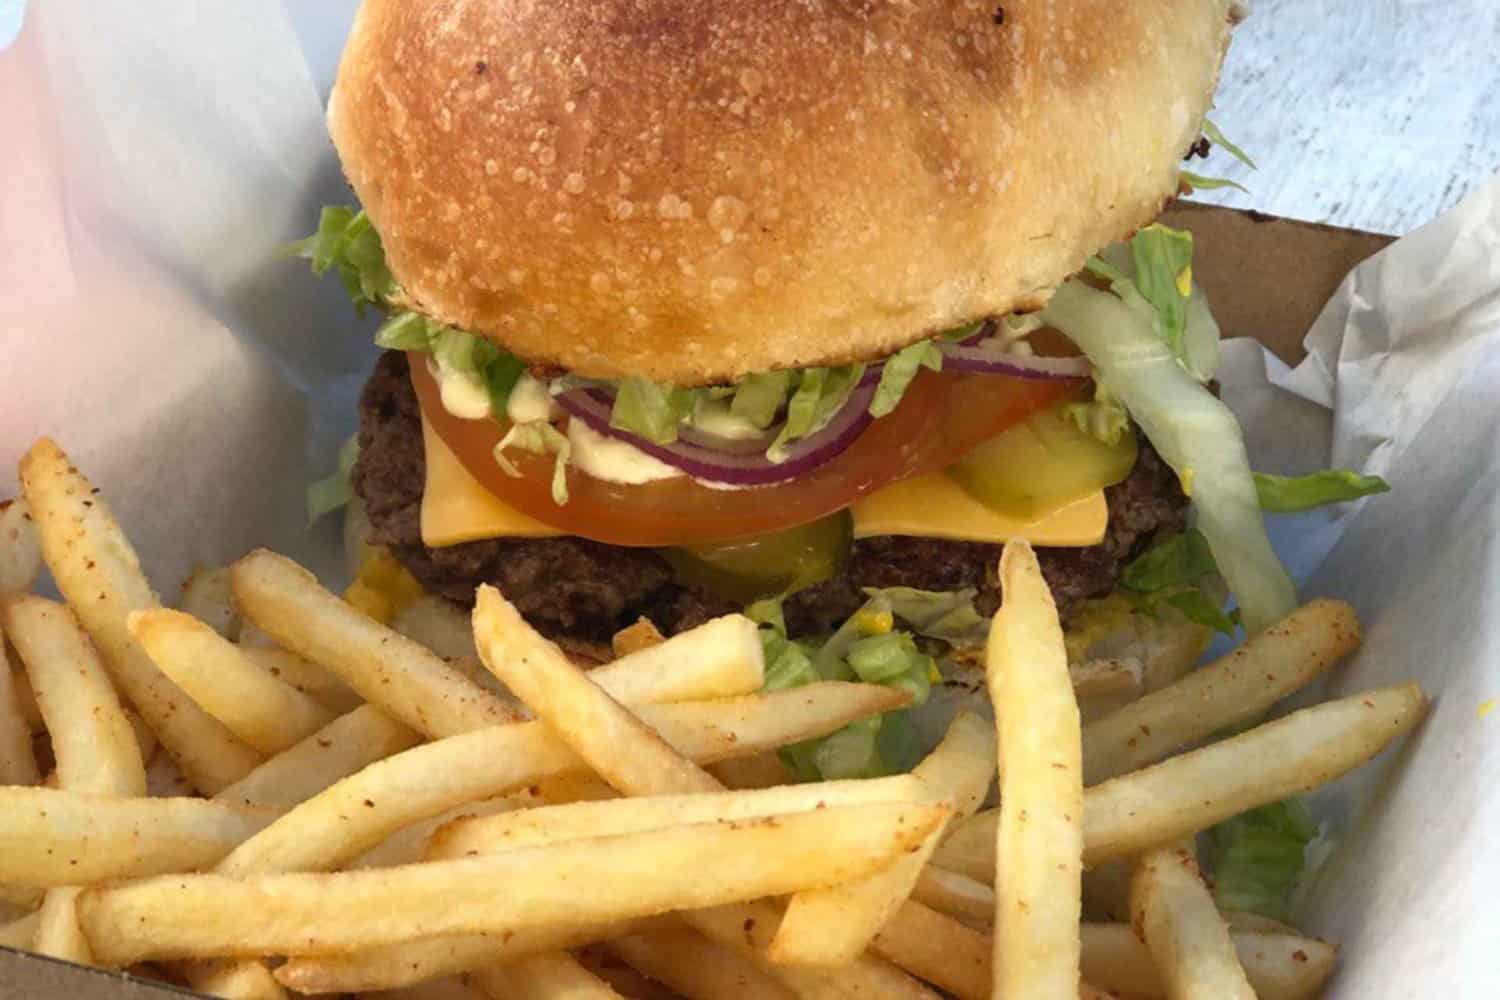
[1162,202,1393,364]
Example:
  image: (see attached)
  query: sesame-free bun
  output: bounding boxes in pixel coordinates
[330,0,1233,384]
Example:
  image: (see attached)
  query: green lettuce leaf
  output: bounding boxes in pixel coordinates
[305,434,360,523]
[1121,530,1239,636]
[493,422,572,505]
[861,586,989,646]
[1207,800,1317,920]
[1180,170,1250,194]
[1203,118,1257,170]
[610,378,695,445]
[1129,224,1197,360]
[286,207,394,314]
[870,340,943,418]
[768,364,865,462]
[1063,379,1131,446]
[730,371,793,429]
[1254,470,1391,512]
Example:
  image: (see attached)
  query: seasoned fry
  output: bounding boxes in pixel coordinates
[352,796,527,869]
[871,898,991,1000]
[990,541,1083,1000]
[78,802,945,964]
[427,775,924,859]
[1084,599,1360,783]
[178,959,286,1000]
[275,922,636,994]
[1218,909,1300,935]
[20,439,262,793]
[144,746,195,798]
[1079,922,1336,1000]
[771,710,993,965]
[0,497,43,593]
[1070,658,1143,699]
[33,887,92,965]
[471,952,623,1000]
[231,549,521,737]
[0,910,40,950]
[936,682,1428,878]
[911,865,995,927]
[1131,842,1255,1000]
[2,596,146,796]
[177,565,240,639]
[1084,682,1426,863]
[584,613,765,703]
[0,630,39,785]
[214,704,420,809]
[240,647,363,714]
[217,682,902,877]
[609,922,796,1000]
[610,617,666,658]
[0,787,277,885]
[708,752,791,790]
[130,608,335,754]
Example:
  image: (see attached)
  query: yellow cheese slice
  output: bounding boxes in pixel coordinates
[420,414,565,547]
[851,473,1107,546]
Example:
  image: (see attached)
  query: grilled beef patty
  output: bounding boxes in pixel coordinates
[353,352,1187,643]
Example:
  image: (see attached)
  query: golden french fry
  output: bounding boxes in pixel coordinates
[911,865,995,927]
[532,771,618,804]
[2,595,146,796]
[0,787,278,885]
[33,886,92,965]
[609,922,796,1000]
[19,439,262,793]
[611,617,666,659]
[427,775,924,860]
[79,801,945,964]
[871,898,990,1000]
[239,647,363,714]
[0,910,40,950]
[580,613,764,703]
[231,549,521,737]
[382,978,492,1000]
[0,630,39,785]
[473,586,722,795]
[937,682,1429,879]
[0,497,43,593]
[1079,922,1336,1000]
[1085,682,1426,863]
[1084,599,1360,784]
[1131,842,1255,999]
[123,707,158,764]
[144,746,195,798]
[178,959,286,1000]
[990,541,1083,1000]
[352,796,527,869]
[1219,909,1301,935]
[1071,658,1144,700]
[214,704,420,809]
[177,565,240,639]
[130,608,335,755]
[274,922,635,994]
[0,884,44,910]
[708,752,791,790]
[770,710,994,965]
[471,952,623,1000]
[217,682,901,877]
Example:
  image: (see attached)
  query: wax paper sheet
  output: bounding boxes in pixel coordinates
[1,4,1497,995]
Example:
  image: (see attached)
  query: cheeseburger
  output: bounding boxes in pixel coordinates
[297,0,1383,772]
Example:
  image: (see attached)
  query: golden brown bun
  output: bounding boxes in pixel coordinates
[330,0,1233,384]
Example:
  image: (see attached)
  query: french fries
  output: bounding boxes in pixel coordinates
[1130,842,1256,999]
[769,710,994,965]
[0,629,40,785]
[130,608,335,754]
[214,703,420,808]
[217,682,901,877]
[470,952,623,1000]
[231,549,522,737]
[911,865,995,927]
[0,786,278,885]
[177,565,240,639]
[587,613,764,703]
[0,497,42,592]
[610,617,666,658]
[1083,598,1360,783]
[33,886,92,965]
[427,775,926,859]
[177,958,287,1000]
[1078,922,1336,1000]
[608,921,797,1000]
[990,541,1084,1000]
[240,647,364,714]
[871,898,991,1000]
[77,801,946,964]
[935,681,1429,879]
[19,439,262,794]
[0,910,41,950]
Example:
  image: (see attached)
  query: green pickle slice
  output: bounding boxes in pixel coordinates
[661,511,853,603]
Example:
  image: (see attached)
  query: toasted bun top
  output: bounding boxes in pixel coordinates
[330,0,1232,384]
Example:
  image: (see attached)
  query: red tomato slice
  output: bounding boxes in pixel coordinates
[410,353,1078,546]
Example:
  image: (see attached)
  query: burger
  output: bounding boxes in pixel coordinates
[296,0,1384,775]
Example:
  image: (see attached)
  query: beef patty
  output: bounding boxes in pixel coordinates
[353,352,1188,644]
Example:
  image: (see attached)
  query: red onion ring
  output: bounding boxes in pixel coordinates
[938,341,1091,379]
[556,382,879,486]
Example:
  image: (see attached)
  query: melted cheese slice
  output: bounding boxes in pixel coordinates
[850,473,1106,546]
[420,414,565,547]
[421,412,1105,548]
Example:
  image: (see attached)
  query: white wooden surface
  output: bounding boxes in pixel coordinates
[1193,0,1500,235]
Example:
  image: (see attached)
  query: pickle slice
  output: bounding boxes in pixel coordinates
[661,512,853,604]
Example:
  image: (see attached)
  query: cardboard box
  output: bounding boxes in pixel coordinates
[0,201,1396,997]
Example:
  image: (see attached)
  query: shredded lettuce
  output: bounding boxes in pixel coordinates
[1203,118,1257,170]
[1122,530,1239,635]
[861,586,989,647]
[1043,276,1297,634]
[1254,470,1391,512]
[1181,170,1249,194]
[286,207,395,314]
[1128,224,1198,361]
[1207,799,1317,920]
[730,371,793,429]
[1063,379,1132,446]
[493,422,571,505]
[306,434,360,523]
[870,340,943,418]
[610,378,695,445]
[767,365,865,462]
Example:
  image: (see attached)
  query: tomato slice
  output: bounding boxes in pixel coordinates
[410,352,1078,546]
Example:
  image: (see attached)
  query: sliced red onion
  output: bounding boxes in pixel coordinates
[556,383,878,487]
[676,420,779,455]
[938,340,1091,380]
